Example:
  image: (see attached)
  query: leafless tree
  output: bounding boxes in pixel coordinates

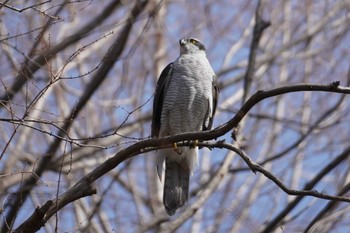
[1,0,350,232]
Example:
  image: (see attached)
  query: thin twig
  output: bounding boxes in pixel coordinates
[2,1,149,232]
[242,0,271,103]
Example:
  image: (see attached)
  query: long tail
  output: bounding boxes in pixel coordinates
[163,158,190,216]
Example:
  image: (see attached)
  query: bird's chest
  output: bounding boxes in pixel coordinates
[169,58,212,101]
[161,56,214,133]
[176,58,214,91]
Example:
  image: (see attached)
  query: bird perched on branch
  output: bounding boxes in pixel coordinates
[151,37,219,215]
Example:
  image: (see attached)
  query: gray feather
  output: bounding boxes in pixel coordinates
[152,38,217,215]
[163,158,190,216]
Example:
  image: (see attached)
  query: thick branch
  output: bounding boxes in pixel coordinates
[12,82,350,231]
[13,185,96,233]
[12,200,53,233]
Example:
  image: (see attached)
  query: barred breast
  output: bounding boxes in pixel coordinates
[159,52,215,136]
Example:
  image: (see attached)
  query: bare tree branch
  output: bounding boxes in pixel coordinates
[259,144,350,233]
[0,0,123,109]
[303,182,350,233]
[1,1,149,231]
[242,0,270,103]
[1,1,350,232]
[230,88,348,173]
[13,82,350,232]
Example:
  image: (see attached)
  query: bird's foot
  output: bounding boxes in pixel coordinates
[173,143,182,154]
[190,140,199,149]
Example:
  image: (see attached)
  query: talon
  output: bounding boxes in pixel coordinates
[190,140,199,149]
[173,142,178,149]
[173,143,182,154]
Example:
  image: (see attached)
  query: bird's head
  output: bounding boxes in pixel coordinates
[179,37,206,55]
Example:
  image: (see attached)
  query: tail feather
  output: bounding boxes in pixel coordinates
[163,158,190,216]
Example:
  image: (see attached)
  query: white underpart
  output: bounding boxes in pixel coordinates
[157,147,198,180]
[157,48,215,179]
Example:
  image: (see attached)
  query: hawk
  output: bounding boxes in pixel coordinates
[151,37,218,215]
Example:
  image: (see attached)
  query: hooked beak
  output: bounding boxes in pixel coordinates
[179,38,186,46]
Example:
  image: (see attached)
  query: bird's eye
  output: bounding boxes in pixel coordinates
[190,39,196,44]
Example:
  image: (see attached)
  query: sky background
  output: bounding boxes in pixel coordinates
[1,1,350,232]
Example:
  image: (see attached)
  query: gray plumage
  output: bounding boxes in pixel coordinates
[152,37,218,216]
